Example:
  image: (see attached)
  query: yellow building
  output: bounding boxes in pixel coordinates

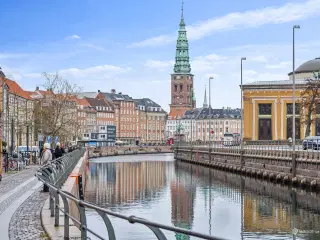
[243,57,320,140]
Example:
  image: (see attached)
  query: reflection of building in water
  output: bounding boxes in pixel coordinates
[244,194,320,234]
[170,166,196,240]
[244,195,292,232]
[85,161,167,207]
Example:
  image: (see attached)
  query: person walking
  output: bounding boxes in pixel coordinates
[41,143,53,165]
[54,142,63,159]
[41,143,53,192]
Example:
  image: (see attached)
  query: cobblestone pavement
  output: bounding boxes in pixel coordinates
[8,187,49,240]
[0,165,49,240]
[0,166,39,196]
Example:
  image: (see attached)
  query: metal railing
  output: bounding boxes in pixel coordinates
[36,148,227,240]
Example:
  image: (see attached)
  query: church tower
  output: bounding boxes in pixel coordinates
[169,1,195,117]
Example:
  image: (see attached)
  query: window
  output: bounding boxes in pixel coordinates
[180,84,183,91]
[258,104,272,115]
[286,103,300,115]
[226,127,229,132]
[174,85,177,92]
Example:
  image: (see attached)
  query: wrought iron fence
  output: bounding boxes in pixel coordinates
[36,148,227,240]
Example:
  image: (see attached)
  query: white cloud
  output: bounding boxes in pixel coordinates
[249,56,268,63]
[144,60,174,70]
[131,0,320,47]
[192,54,228,71]
[65,35,81,40]
[130,35,175,48]
[59,64,131,79]
[266,61,291,69]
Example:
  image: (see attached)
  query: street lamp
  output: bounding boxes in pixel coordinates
[209,76,214,145]
[240,57,246,143]
[292,24,300,178]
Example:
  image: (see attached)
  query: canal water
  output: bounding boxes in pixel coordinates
[85,153,320,240]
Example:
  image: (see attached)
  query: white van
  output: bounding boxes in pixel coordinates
[223,133,240,146]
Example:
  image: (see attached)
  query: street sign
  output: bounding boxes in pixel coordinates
[211,130,214,134]
[46,136,52,143]
[107,125,116,141]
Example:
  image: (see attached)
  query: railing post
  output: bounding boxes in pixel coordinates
[55,191,60,227]
[292,151,297,178]
[60,194,70,240]
[78,175,84,200]
[50,190,55,217]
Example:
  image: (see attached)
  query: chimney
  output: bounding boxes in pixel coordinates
[111,89,116,94]
[98,90,100,93]
[36,86,39,91]
[118,92,122,95]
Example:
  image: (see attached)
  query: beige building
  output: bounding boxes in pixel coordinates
[1,77,34,151]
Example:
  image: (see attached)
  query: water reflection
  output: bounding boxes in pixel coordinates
[86,160,169,208]
[85,154,320,240]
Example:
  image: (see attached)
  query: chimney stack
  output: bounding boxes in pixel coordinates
[111,89,116,94]
[98,90,100,93]
[36,86,39,91]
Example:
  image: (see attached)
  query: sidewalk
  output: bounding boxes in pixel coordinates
[0,165,49,240]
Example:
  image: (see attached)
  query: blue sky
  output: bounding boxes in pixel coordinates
[1,0,320,111]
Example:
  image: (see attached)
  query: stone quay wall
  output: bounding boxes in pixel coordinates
[175,146,320,189]
[90,146,173,158]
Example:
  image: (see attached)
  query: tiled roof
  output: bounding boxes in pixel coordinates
[85,97,113,110]
[102,92,132,101]
[4,78,31,100]
[183,107,241,120]
[76,98,90,107]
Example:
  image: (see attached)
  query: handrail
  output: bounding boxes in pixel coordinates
[36,148,228,240]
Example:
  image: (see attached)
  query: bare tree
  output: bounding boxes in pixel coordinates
[35,73,81,145]
[300,76,320,137]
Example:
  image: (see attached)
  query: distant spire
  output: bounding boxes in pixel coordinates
[181,0,184,19]
[203,86,208,108]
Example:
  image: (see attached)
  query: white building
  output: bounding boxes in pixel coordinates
[166,87,241,141]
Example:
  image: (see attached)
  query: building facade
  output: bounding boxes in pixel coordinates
[243,57,320,141]
[1,77,34,151]
[134,98,167,143]
[166,87,241,141]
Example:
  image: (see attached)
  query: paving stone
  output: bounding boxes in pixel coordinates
[0,166,39,196]
[8,187,49,240]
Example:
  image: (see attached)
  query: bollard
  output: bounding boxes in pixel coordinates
[78,175,84,200]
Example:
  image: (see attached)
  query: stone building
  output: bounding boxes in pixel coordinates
[1,76,34,152]
[166,86,241,141]
[75,98,97,140]
[85,97,115,141]
[96,90,139,144]
[134,98,167,143]
[78,90,167,144]
[243,57,320,141]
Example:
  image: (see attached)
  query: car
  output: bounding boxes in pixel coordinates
[302,136,320,150]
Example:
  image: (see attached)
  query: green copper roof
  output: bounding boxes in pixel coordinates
[173,2,191,74]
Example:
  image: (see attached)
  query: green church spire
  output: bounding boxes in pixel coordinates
[173,1,191,74]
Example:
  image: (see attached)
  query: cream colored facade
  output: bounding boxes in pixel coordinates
[243,57,320,141]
